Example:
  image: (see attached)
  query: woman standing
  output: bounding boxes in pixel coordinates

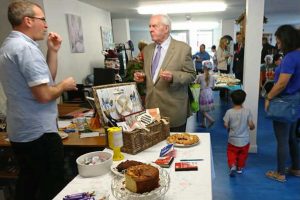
[217,37,231,74]
[265,25,300,182]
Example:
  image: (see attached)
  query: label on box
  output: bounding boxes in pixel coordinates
[114,131,123,147]
[175,162,198,171]
[154,156,174,168]
[159,144,174,157]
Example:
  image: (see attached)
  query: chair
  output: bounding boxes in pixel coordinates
[62,84,90,103]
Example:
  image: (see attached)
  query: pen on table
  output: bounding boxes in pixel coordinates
[180,159,204,161]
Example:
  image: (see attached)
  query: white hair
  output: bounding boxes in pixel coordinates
[152,14,172,32]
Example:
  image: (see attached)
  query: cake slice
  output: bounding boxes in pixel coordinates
[125,164,159,193]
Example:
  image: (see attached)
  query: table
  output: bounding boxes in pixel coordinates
[0,131,107,148]
[54,133,212,200]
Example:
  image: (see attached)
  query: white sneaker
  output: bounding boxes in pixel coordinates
[237,168,243,174]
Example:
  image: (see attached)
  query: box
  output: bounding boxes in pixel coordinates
[93,83,170,155]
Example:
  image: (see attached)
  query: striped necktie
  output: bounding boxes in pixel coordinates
[151,45,162,78]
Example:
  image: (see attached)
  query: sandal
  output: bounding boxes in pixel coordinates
[285,167,300,177]
[266,170,286,182]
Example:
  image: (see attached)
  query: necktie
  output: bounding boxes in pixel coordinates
[151,45,162,78]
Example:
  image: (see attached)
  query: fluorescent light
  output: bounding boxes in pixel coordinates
[172,21,220,30]
[137,2,227,14]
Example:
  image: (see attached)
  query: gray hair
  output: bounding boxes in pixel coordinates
[152,14,172,32]
[8,1,42,27]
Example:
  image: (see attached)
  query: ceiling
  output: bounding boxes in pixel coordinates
[78,0,300,29]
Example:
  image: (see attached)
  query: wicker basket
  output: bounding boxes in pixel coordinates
[121,117,170,155]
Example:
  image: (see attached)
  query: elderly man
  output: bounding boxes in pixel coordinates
[135,14,196,132]
[0,1,77,199]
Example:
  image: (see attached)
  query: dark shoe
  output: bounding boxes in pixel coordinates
[229,166,236,177]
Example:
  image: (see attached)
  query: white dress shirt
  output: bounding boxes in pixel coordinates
[152,36,171,82]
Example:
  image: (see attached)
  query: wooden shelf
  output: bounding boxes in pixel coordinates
[0,168,18,179]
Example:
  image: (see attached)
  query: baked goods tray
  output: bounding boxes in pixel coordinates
[111,168,170,200]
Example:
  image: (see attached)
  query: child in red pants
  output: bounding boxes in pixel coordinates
[223,90,255,177]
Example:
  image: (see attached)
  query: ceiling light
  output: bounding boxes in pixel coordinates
[172,21,220,30]
[137,2,227,14]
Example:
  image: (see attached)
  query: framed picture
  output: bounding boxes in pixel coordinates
[66,14,85,53]
[100,26,113,50]
[92,82,143,126]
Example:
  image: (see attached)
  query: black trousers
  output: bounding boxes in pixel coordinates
[11,133,65,200]
[170,123,186,132]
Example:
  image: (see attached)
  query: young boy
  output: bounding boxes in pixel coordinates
[223,90,255,177]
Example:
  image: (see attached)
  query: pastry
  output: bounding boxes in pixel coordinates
[167,133,199,145]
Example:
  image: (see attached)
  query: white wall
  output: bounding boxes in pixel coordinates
[130,30,152,57]
[221,19,235,39]
[43,0,111,83]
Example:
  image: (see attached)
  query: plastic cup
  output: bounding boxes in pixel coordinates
[134,70,145,82]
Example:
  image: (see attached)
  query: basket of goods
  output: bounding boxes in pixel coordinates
[92,82,170,155]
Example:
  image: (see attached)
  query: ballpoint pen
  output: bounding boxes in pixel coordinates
[180,159,204,161]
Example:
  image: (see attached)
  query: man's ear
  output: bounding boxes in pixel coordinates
[23,16,33,28]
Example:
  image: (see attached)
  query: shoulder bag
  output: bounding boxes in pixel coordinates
[266,92,300,123]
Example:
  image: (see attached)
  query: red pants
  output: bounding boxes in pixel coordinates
[227,143,250,168]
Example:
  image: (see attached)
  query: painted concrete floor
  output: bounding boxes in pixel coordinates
[186,92,300,200]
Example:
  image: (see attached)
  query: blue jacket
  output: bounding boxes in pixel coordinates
[192,51,210,70]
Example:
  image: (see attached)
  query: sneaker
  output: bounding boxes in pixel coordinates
[266,170,286,182]
[237,167,243,174]
[229,166,236,177]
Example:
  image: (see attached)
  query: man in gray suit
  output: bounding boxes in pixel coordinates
[135,14,196,132]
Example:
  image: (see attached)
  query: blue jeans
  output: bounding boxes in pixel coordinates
[11,133,65,200]
[273,120,300,175]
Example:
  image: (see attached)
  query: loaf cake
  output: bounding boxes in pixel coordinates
[125,164,159,193]
[116,160,144,172]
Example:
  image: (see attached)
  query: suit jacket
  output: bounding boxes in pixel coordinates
[143,38,196,127]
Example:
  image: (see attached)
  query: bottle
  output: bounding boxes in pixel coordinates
[107,127,124,161]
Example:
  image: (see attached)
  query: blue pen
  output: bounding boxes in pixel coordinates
[180,159,204,161]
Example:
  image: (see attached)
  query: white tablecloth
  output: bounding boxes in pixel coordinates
[54,133,212,200]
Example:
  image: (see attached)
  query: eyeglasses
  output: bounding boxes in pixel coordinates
[28,16,46,23]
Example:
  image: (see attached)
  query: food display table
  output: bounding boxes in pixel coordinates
[213,73,242,91]
[54,133,213,200]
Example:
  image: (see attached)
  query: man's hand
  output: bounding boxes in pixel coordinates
[133,71,145,83]
[47,32,62,52]
[62,77,77,91]
[159,70,173,82]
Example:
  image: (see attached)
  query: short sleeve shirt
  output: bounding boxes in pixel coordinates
[274,50,300,94]
[223,107,253,147]
[0,31,58,142]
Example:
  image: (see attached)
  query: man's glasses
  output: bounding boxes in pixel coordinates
[28,16,46,23]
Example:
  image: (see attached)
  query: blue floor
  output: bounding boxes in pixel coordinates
[186,91,300,200]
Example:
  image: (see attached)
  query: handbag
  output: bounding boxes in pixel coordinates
[266,92,300,123]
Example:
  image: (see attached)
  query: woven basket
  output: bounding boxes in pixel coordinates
[121,117,170,155]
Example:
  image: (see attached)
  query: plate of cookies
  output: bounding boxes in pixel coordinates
[166,133,200,147]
